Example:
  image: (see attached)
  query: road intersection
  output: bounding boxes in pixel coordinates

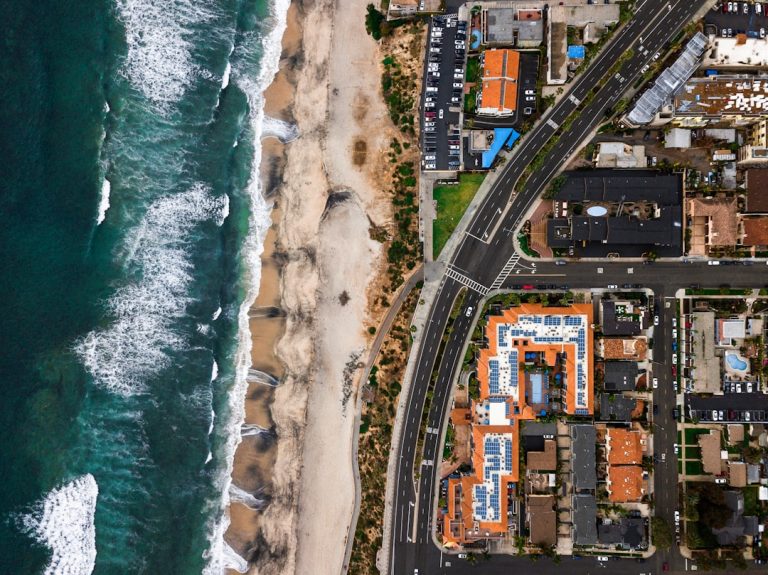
[382,2,765,574]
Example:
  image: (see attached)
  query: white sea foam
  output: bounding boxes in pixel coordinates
[222,542,249,573]
[246,368,279,387]
[212,306,222,321]
[76,185,228,395]
[240,423,270,438]
[211,359,219,382]
[202,0,289,570]
[20,475,99,575]
[262,115,299,143]
[228,484,266,511]
[116,0,216,108]
[221,62,232,90]
[97,179,111,225]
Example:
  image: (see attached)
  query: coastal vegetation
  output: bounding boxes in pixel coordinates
[350,283,421,574]
[350,22,427,573]
[374,25,425,293]
[432,173,485,259]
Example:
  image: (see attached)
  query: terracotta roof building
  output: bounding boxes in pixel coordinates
[698,430,723,476]
[686,196,739,255]
[607,428,644,465]
[478,49,520,116]
[729,461,748,487]
[527,494,557,548]
[607,465,644,502]
[527,439,557,471]
[600,338,648,360]
[442,303,594,545]
[742,216,768,247]
[746,169,768,213]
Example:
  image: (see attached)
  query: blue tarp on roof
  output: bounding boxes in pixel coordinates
[568,45,586,59]
[481,128,520,169]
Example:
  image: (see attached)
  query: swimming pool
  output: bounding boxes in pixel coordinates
[726,352,748,371]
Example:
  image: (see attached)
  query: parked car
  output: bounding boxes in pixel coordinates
[653,378,659,389]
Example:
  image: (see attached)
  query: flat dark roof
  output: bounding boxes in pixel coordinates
[555,170,682,205]
[604,361,639,391]
[573,494,598,546]
[599,393,636,421]
[602,301,642,337]
[571,424,597,490]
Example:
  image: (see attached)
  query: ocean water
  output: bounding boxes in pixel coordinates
[0,0,287,572]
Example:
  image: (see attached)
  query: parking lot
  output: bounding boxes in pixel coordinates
[706,1,768,37]
[421,14,467,172]
[687,392,768,422]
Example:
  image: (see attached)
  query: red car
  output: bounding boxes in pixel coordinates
[663,562,670,572]
[522,284,534,290]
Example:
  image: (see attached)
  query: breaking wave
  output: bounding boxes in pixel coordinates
[228,484,266,511]
[20,475,99,575]
[75,185,228,395]
[202,0,289,570]
[262,115,299,143]
[116,0,217,108]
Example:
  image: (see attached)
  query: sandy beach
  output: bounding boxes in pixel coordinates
[224,0,397,572]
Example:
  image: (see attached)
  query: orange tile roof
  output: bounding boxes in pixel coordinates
[742,216,768,246]
[443,302,595,545]
[607,465,644,502]
[607,428,644,465]
[481,49,520,114]
[479,303,594,415]
[601,338,647,360]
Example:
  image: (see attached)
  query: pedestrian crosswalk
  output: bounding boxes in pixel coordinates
[490,253,521,290]
[445,266,489,295]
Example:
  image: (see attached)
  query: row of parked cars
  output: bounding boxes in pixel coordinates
[722,1,764,15]
[720,26,766,37]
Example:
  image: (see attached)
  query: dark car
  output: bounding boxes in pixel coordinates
[673,408,680,420]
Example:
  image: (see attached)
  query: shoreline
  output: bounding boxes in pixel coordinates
[223,1,300,570]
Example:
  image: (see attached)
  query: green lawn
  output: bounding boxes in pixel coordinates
[433,174,486,259]
[685,460,704,475]
[744,486,761,516]
[685,446,701,460]
[685,428,710,444]
[466,56,481,84]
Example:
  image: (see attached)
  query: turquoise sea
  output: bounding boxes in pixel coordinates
[0,0,285,572]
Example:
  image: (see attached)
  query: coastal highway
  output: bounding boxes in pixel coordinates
[386,1,724,574]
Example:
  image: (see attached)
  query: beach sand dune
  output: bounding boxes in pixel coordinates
[225,0,396,571]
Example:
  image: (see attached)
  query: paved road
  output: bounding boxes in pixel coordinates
[385,2,742,574]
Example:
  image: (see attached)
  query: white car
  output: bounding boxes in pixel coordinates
[607,284,618,289]
[438,109,444,119]
[675,510,680,522]
[674,444,679,455]
[423,155,436,161]
[524,89,535,95]
[654,315,659,326]
[672,317,677,328]
[712,410,719,421]
[708,260,720,266]
[653,377,659,389]
[457,553,467,559]
[715,477,727,484]
[465,306,473,318]
[453,82,463,89]
[597,556,609,562]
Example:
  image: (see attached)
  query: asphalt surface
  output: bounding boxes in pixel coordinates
[383,2,763,574]
[422,15,465,172]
